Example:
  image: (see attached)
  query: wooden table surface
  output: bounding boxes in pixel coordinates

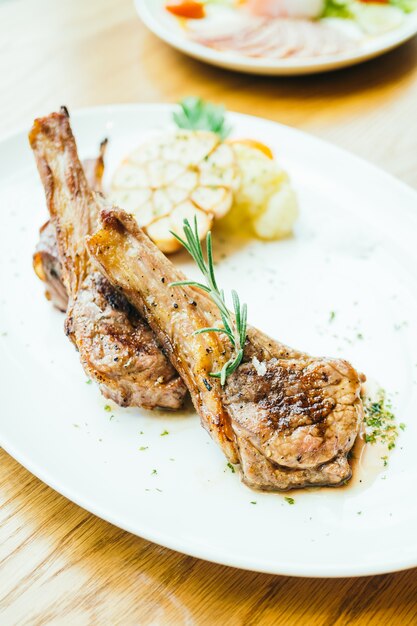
[1,1,417,624]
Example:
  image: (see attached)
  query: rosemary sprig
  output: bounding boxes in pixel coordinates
[169,217,247,385]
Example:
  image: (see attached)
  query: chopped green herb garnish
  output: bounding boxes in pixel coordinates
[170,217,247,385]
[363,389,401,453]
[173,97,231,140]
[160,430,169,436]
[85,379,92,385]
[329,311,336,323]
[226,462,235,473]
[400,422,406,431]
[104,404,111,412]
[139,446,148,451]
[250,501,257,505]
[151,469,157,475]
[285,497,295,505]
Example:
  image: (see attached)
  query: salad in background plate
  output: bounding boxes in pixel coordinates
[164,0,417,59]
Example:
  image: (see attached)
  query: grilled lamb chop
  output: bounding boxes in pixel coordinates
[33,140,107,311]
[29,110,186,410]
[33,220,68,311]
[87,208,364,490]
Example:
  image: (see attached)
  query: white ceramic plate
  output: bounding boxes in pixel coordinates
[1,104,417,577]
[135,0,417,75]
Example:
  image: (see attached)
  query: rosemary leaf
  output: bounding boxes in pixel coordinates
[169,218,247,384]
[169,280,211,293]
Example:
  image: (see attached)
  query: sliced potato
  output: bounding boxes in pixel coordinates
[220,141,299,240]
[253,181,299,240]
[110,130,240,253]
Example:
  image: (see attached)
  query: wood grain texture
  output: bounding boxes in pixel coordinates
[1,0,417,623]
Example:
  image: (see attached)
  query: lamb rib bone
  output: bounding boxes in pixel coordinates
[33,138,108,311]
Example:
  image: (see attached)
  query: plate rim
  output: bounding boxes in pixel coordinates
[135,0,417,75]
[3,424,417,579]
[2,102,417,578]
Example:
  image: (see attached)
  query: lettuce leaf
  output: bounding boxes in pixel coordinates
[390,0,417,13]
[322,0,354,18]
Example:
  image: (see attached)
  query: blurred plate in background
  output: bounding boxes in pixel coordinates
[135,0,417,75]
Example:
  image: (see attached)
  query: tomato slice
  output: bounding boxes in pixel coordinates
[166,1,205,19]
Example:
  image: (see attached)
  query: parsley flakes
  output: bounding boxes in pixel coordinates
[363,389,400,451]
